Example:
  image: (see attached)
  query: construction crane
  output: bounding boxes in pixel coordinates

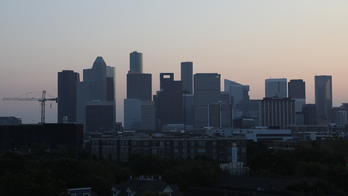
[3,90,58,124]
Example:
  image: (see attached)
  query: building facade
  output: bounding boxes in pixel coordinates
[124,99,141,131]
[315,75,332,119]
[265,78,287,98]
[181,61,193,93]
[194,73,221,129]
[90,133,247,164]
[127,73,152,101]
[259,98,296,129]
[302,104,317,125]
[57,70,80,123]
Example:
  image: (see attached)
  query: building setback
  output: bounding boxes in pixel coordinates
[57,70,80,123]
[194,73,221,129]
[259,98,296,129]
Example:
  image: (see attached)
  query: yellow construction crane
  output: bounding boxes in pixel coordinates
[3,90,58,124]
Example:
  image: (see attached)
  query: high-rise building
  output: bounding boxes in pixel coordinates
[265,78,287,98]
[224,79,249,107]
[194,73,221,129]
[315,75,332,118]
[288,79,305,99]
[76,57,116,132]
[156,73,183,130]
[141,101,156,130]
[259,98,296,129]
[130,51,143,73]
[181,62,193,93]
[208,101,233,128]
[127,73,152,101]
[124,99,141,131]
[302,104,317,125]
[57,70,80,123]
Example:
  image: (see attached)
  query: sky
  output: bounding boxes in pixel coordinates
[1,1,348,124]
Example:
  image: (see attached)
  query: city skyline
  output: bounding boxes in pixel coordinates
[1,1,348,124]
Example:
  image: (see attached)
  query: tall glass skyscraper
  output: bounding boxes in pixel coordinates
[181,62,193,93]
[265,78,287,98]
[194,73,221,129]
[315,75,332,118]
[130,51,143,73]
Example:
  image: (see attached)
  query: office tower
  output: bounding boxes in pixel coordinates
[183,94,194,126]
[235,99,260,126]
[208,101,233,128]
[58,70,80,123]
[336,111,347,125]
[288,79,305,99]
[76,57,116,132]
[127,73,152,101]
[141,101,156,130]
[302,104,317,125]
[315,75,332,118]
[124,99,141,130]
[265,78,287,98]
[156,73,183,130]
[194,73,221,129]
[259,98,296,129]
[181,62,193,93]
[224,79,249,107]
[130,51,143,73]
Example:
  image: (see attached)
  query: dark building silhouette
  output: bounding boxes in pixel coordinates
[315,75,332,118]
[58,70,79,123]
[0,124,83,154]
[156,73,183,130]
[126,73,152,101]
[302,104,317,125]
[208,101,233,128]
[86,101,115,132]
[130,51,143,73]
[0,116,22,125]
[194,73,221,129]
[288,79,305,99]
[181,61,193,93]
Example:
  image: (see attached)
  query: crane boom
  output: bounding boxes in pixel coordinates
[2,90,58,124]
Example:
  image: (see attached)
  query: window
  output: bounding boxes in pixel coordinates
[159,149,164,156]
[241,155,246,162]
[241,141,246,147]
[197,148,206,154]
[212,148,217,153]
[174,149,179,154]
[160,141,164,146]
[219,152,224,158]
[227,148,232,154]
[174,141,179,147]
[83,193,89,196]
[227,155,232,161]
[166,141,171,146]
[212,141,217,147]
[166,149,171,156]
[190,141,195,146]
[212,156,217,160]
[198,141,205,147]
[132,141,136,146]
[219,145,224,151]
[241,148,246,154]
[120,141,124,146]
[144,149,149,155]
[227,141,232,146]
[152,149,157,155]
[144,141,149,147]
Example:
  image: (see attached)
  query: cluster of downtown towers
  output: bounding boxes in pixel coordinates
[58,51,333,132]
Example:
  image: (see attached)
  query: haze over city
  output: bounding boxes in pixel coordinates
[1,1,348,124]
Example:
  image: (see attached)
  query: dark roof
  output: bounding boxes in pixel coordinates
[112,179,183,196]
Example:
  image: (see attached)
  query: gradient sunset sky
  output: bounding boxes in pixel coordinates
[1,1,347,124]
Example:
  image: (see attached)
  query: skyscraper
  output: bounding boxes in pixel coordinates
[194,73,221,129]
[57,70,80,123]
[76,57,116,132]
[130,51,143,73]
[288,79,305,99]
[181,62,193,93]
[156,73,183,130]
[224,79,249,107]
[265,78,287,98]
[315,75,332,118]
[127,73,152,101]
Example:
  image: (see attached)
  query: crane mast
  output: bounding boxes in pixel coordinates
[3,90,58,124]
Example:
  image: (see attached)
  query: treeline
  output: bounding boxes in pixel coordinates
[0,143,225,196]
[247,135,348,195]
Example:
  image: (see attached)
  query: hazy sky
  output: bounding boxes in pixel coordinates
[1,1,348,124]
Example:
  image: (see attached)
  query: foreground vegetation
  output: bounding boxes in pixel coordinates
[247,135,348,195]
[0,143,225,196]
